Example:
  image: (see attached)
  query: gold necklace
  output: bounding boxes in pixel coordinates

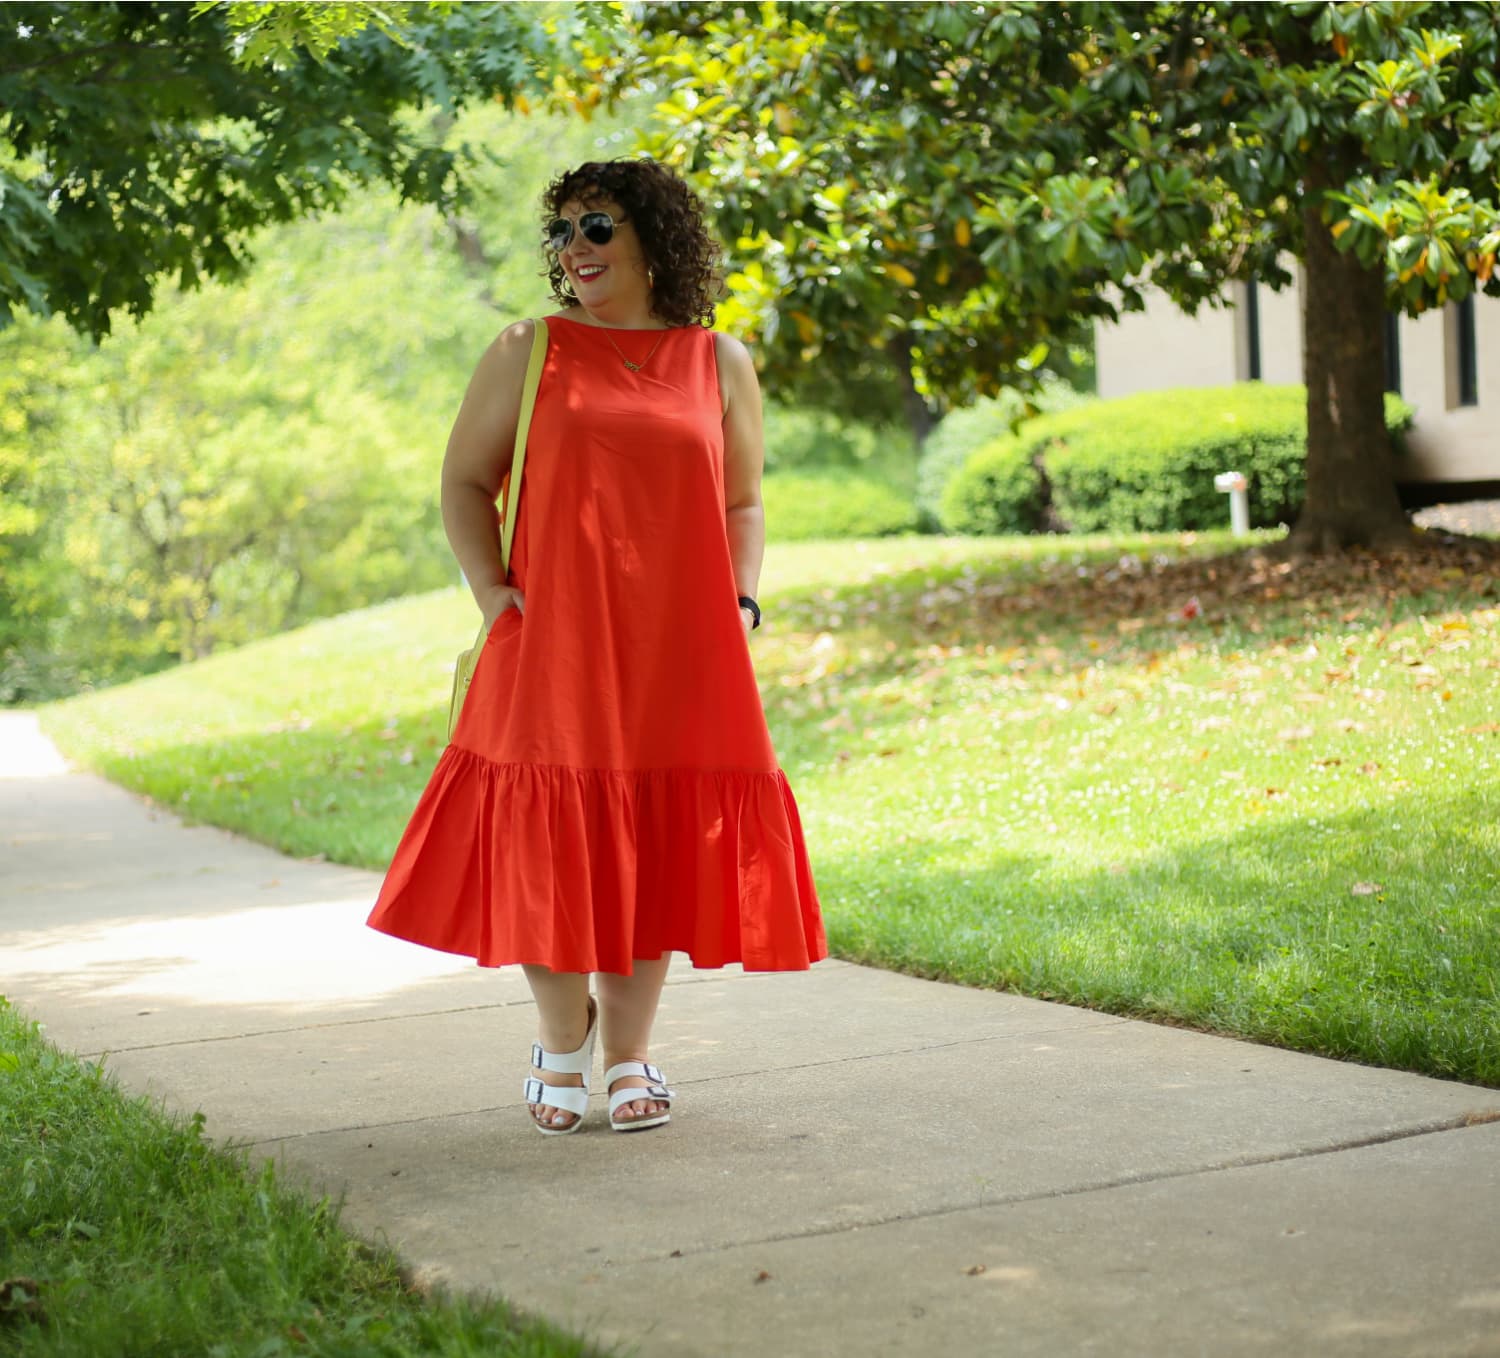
[602,329,667,372]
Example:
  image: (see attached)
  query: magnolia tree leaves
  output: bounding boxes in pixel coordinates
[0,1,561,338]
[581,2,1500,545]
[597,1,1499,398]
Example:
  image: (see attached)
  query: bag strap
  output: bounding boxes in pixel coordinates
[500,318,549,576]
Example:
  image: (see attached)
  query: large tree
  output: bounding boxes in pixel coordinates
[597,1,1500,552]
[0,0,559,339]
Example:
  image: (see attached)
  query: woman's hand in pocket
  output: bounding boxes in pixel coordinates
[480,583,525,635]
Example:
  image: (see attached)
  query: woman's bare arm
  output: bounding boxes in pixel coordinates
[441,320,536,628]
[716,332,767,633]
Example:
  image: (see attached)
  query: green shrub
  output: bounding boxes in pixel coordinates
[942,384,1416,536]
[916,377,1086,529]
[762,470,919,540]
[937,434,1047,535]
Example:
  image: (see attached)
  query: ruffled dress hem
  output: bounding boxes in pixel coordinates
[367,744,826,975]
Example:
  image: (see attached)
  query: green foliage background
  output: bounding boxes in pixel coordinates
[0,91,936,703]
[0,103,613,701]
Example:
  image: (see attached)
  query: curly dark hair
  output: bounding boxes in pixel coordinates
[541,158,723,329]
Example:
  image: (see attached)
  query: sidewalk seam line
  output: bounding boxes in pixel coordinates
[279,1113,1491,1270]
[620,1114,1498,1263]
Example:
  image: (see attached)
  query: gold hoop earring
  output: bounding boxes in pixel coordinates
[647,267,655,290]
[559,274,576,299]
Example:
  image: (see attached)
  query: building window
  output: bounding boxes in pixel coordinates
[1383,311,1401,394]
[1237,278,1262,382]
[1446,296,1479,408]
[1458,295,1478,406]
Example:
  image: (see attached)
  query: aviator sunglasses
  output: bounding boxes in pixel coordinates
[545,211,628,252]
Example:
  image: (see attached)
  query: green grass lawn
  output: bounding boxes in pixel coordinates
[40,529,1500,1086]
[0,1000,606,1357]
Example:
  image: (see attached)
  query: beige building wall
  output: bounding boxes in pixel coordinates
[1095,290,1239,398]
[1397,303,1500,483]
[1096,280,1498,485]
[1253,277,1303,385]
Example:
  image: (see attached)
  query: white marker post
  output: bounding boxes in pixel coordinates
[1214,471,1250,537]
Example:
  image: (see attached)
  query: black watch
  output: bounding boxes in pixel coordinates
[737,595,761,629]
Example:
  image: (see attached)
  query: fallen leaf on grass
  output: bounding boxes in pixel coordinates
[1313,757,1343,768]
[0,1277,43,1324]
[1350,882,1384,897]
[1278,726,1316,742]
[1463,723,1500,735]
[1359,762,1382,775]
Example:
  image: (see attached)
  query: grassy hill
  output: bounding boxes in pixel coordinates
[41,530,1500,1085]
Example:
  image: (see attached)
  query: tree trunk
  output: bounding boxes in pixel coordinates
[446,216,499,309]
[1285,180,1412,554]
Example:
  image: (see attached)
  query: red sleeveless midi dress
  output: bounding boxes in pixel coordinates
[367,317,826,975]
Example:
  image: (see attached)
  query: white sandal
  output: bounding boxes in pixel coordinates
[523,998,597,1136]
[605,1060,675,1133]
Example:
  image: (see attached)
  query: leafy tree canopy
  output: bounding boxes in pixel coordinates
[593,1,1500,546]
[0,0,561,338]
[603,1,1499,394]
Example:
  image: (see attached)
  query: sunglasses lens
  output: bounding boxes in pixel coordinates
[579,213,616,245]
[545,219,572,251]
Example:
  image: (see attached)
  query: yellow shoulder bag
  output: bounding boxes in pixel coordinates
[446,318,549,741]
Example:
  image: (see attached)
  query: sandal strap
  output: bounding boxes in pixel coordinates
[608,1083,674,1117]
[605,1061,674,1116]
[532,1040,591,1078]
[523,1078,589,1116]
[604,1060,667,1088]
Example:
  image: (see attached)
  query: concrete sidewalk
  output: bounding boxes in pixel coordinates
[3,708,1499,1357]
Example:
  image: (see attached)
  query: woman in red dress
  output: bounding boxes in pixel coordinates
[368,159,825,1134]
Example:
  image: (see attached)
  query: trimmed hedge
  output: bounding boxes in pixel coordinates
[937,435,1046,536]
[942,384,1416,536]
[916,377,1085,528]
[761,470,919,540]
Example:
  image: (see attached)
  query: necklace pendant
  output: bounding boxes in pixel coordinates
[623,359,642,371]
